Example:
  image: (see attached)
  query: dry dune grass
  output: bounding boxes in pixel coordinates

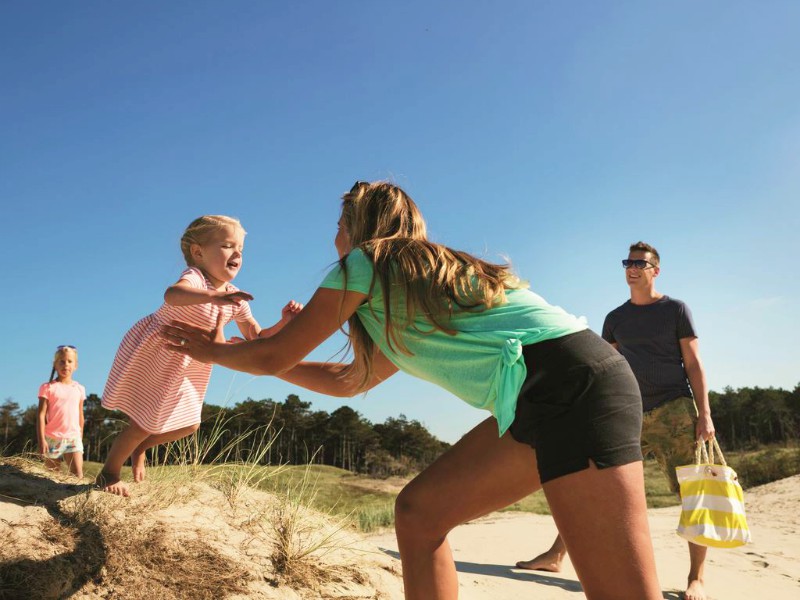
[0,456,403,600]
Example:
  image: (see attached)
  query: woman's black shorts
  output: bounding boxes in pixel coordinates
[509,329,643,484]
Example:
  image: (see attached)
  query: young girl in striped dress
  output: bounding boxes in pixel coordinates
[37,345,86,478]
[97,215,301,496]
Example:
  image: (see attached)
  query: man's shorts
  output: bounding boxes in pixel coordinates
[509,329,644,484]
[641,396,698,494]
[44,436,84,460]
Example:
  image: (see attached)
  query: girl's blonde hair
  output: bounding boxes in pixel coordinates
[50,346,78,382]
[339,181,524,389]
[180,215,246,266]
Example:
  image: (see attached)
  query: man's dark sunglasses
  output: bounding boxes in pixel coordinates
[621,259,656,270]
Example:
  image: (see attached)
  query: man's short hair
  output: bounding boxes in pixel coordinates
[629,241,660,266]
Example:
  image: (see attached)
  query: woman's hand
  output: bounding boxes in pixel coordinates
[163,312,227,363]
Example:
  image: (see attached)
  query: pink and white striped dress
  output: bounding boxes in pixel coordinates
[101,267,252,434]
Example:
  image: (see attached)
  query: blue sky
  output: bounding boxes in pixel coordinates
[2,1,798,443]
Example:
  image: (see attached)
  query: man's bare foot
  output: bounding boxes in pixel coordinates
[515,551,565,573]
[95,472,130,497]
[131,448,146,483]
[685,578,706,600]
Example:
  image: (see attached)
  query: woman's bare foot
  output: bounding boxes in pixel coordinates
[131,448,147,483]
[685,578,706,600]
[515,550,565,572]
[95,472,130,497]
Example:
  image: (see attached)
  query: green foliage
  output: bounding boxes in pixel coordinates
[5,383,799,487]
[500,489,551,515]
[710,384,800,449]
[641,459,680,508]
[355,503,395,533]
[726,445,800,489]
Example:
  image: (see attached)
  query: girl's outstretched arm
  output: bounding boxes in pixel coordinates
[164,279,254,307]
[163,287,366,376]
[256,300,304,339]
[232,300,304,341]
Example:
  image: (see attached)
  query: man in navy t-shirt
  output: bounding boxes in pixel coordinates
[516,241,716,600]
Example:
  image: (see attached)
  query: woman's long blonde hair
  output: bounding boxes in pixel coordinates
[339,181,523,389]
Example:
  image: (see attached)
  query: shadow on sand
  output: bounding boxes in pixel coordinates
[380,547,584,592]
[380,547,690,599]
[0,463,106,600]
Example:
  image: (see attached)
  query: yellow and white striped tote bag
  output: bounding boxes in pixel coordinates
[675,438,751,548]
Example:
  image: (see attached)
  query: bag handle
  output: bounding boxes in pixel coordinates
[694,437,727,466]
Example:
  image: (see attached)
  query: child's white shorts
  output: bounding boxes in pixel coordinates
[44,436,84,459]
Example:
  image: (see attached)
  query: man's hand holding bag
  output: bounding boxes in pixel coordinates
[675,437,752,548]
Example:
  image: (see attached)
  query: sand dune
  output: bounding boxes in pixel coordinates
[1,457,798,599]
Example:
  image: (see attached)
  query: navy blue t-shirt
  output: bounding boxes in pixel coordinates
[601,296,696,412]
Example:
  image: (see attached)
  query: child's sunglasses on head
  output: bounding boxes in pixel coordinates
[350,181,368,193]
[57,345,77,350]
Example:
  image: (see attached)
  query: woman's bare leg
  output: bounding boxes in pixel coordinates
[394,417,543,600]
[543,460,661,600]
[130,424,200,482]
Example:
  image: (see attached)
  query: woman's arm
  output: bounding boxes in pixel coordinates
[163,287,366,376]
[278,348,399,397]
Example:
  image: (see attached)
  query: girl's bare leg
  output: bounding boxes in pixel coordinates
[95,422,151,496]
[394,417,543,600]
[130,424,200,482]
[63,451,84,479]
[543,460,662,600]
[43,457,62,473]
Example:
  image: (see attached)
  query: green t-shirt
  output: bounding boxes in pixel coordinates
[319,248,588,436]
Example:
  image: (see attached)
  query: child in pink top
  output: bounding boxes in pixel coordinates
[37,345,86,478]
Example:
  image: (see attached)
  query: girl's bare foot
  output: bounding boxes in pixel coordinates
[515,551,565,572]
[131,448,147,483]
[95,472,130,497]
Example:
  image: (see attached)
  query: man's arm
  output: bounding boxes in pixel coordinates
[679,336,715,441]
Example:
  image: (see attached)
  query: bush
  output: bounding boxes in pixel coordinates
[728,446,800,489]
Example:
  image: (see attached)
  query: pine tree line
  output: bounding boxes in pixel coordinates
[3,384,798,475]
[0,393,450,477]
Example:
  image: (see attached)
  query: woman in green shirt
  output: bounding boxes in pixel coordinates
[164,181,661,600]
